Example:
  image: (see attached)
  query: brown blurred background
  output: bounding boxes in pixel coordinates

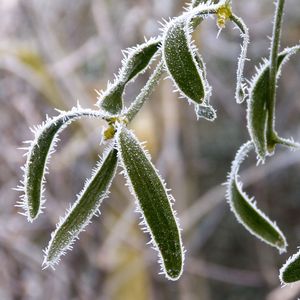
[1,0,300,299]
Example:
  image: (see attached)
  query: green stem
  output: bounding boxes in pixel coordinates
[125,60,164,122]
[267,0,285,152]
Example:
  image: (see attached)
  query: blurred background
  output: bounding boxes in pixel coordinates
[1,0,300,299]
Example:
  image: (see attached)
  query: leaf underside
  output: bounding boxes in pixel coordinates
[227,141,287,253]
[44,147,118,267]
[117,126,183,280]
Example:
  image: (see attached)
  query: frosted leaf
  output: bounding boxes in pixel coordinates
[247,45,300,162]
[116,126,184,280]
[97,38,160,114]
[162,15,210,106]
[17,107,106,222]
[226,141,287,253]
[43,147,118,268]
[280,248,300,285]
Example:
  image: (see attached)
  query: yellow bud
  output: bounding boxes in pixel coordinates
[103,125,116,140]
[216,4,232,29]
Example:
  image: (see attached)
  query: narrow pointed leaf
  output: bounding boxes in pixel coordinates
[117,126,183,280]
[162,16,210,106]
[43,147,118,268]
[121,40,161,83]
[247,45,300,162]
[226,141,287,253]
[280,249,300,285]
[18,107,105,222]
[98,38,160,114]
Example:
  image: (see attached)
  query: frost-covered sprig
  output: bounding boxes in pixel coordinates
[161,0,249,120]
[162,13,213,119]
[18,0,300,285]
[224,0,300,285]
[16,106,106,222]
[226,141,287,253]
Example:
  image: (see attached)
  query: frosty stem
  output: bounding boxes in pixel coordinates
[267,0,285,151]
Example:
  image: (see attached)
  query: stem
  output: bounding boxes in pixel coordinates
[230,14,249,103]
[267,0,285,151]
[125,60,164,122]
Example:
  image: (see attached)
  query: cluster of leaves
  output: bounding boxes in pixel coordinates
[16,0,300,284]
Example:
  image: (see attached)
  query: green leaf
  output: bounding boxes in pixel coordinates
[226,141,287,253]
[16,107,105,222]
[98,83,125,115]
[280,250,300,285]
[162,16,210,108]
[117,126,183,280]
[121,40,161,83]
[98,38,160,115]
[247,45,300,162]
[43,147,118,268]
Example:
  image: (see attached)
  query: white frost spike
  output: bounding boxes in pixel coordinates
[116,125,184,280]
[226,141,287,253]
[43,145,118,268]
[17,107,106,222]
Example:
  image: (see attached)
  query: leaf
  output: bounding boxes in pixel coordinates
[280,249,300,285]
[43,146,118,268]
[120,39,161,83]
[98,83,125,115]
[117,126,183,280]
[226,141,287,253]
[247,45,300,162]
[16,107,105,222]
[162,15,211,109]
[97,38,161,115]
